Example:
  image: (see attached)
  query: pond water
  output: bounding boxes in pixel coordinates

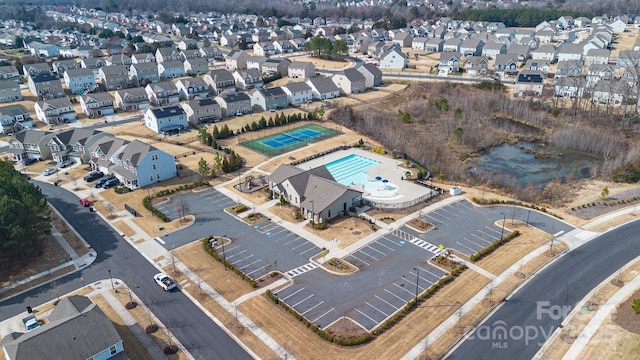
[471,143,601,188]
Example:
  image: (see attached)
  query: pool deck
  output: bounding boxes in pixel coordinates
[295,148,432,207]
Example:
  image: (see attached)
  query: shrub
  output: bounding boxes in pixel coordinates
[469,231,520,262]
[632,299,640,314]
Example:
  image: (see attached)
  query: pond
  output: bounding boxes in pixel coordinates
[471,143,601,188]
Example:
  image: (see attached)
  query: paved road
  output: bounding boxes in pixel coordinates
[447,220,640,359]
[0,181,252,360]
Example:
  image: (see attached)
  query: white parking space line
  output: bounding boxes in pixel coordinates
[424,214,444,224]
[301,300,325,316]
[455,241,476,254]
[380,236,403,247]
[374,295,397,309]
[230,253,252,263]
[484,226,503,236]
[246,264,269,276]
[471,233,493,245]
[464,237,486,249]
[292,294,315,307]
[365,301,389,316]
[358,249,379,261]
[299,246,318,255]
[284,237,303,246]
[375,240,396,251]
[354,308,378,325]
[268,228,289,238]
[312,308,335,323]
[225,245,240,252]
[384,288,407,302]
[239,259,262,271]
[367,245,387,256]
[291,241,311,250]
[439,207,461,217]
[393,283,416,297]
[417,266,442,280]
[282,288,305,301]
[348,254,370,266]
[224,249,246,260]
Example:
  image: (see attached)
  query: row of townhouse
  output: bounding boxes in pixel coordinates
[8,127,177,189]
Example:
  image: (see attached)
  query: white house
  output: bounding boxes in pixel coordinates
[63,68,97,95]
[305,76,340,100]
[143,105,188,135]
[80,92,114,118]
[288,61,316,79]
[282,82,313,105]
[34,98,76,125]
[379,48,407,70]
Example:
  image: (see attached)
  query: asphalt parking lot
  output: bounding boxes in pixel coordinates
[154,188,322,279]
[274,232,445,331]
[399,199,574,256]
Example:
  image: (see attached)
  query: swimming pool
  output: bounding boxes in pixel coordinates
[325,154,380,185]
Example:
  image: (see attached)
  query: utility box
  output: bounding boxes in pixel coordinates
[449,186,462,196]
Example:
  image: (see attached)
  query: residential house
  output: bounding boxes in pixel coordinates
[411,37,428,51]
[379,48,407,70]
[288,61,316,79]
[0,104,33,135]
[52,60,79,78]
[443,38,463,52]
[531,45,557,62]
[105,53,132,66]
[262,58,291,76]
[23,63,52,78]
[0,80,23,103]
[554,76,586,98]
[535,29,555,43]
[391,32,413,47]
[0,296,123,360]
[80,57,106,78]
[557,43,584,62]
[494,54,519,77]
[253,42,276,56]
[585,48,611,66]
[111,139,177,189]
[305,76,340,100]
[356,63,383,87]
[34,98,76,125]
[586,64,616,86]
[181,98,222,125]
[46,128,110,165]
[608,19,626,33]
[514,70,545,96]
[145,81,180,106]
[273,40,294,54]
[351,35,374,53]
[524,59,551,76]
[175,77,209,100]
[220,34,237,48]
[7,129,55,163]
[157,60,185,79]
[616,50,640,69]
[246,56,268,72]
[424,38,445,53]
[268,164,363,223]
[249,87,288,111]
[233,69,264,91]
[555,61,584,78]
[282,82,312,105]
[289,38,307,51]
[98,65,130,91]
[28,73,65,99]
[506,44,531,61]
[114,87,150,111]
[0,65,20,81]
[200,46,223,62]
[331,68,366,94]
[155,47,181,64]
[465,56,489,77]
[63,68,97,95]
[591,79,630,106]
[225,50,250,70]
[439,52,462,73]
[367,41,386,59]
[80,92,114,118]
[460,38,485,57]
[143,105,188,135]
[215,92,252,117]
[482,42,506,59]
[180,49,201,60]
[130,62,160,86]
[131,52,156,64]
[181,57,207,76]
[203,69,237,95]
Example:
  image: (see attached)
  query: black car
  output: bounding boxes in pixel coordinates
[21,158,37,166]
[83,171,104,182]
[93,176,112,188]
[102,178,120,189]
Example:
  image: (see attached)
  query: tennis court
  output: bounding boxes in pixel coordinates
[241,124,341,156]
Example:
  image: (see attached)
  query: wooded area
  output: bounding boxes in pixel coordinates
[0,161,51,269]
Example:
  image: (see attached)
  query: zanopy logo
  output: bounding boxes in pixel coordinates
[537,301,571,320]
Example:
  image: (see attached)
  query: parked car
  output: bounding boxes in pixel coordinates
[83,171,104,182]
[22,158,37,166]
[93,176,112,188]
[57,159,74,168]
[102,178,119,189]
[43,168,57,176]
[79,198,91,207]
[154,273,177,291]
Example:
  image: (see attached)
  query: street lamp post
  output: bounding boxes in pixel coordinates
[108,269,116,292]
[526,210,531,227]
[222,235,227,271]
[413,267,420,305]
[500,212,506,243]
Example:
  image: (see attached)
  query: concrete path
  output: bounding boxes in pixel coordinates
[561,274,640,360]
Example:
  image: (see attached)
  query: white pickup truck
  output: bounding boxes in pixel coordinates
[154,273,177,291]
[22,315,40,332]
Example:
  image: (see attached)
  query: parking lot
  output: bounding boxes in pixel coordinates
[273,232,445,331]
[399,199,574,256]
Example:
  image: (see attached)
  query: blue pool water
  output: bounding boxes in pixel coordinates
[325,154,380,185]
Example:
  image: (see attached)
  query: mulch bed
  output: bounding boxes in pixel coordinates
[614,288,640,334]
[570,188,640,219]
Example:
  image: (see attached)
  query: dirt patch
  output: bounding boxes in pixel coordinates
[172,241,254,302]
[51,207,90,256]
[321,257,357,274]
[269,203,305,222]
[324,317,368,341]
[292,56,349,70]
[0,267,72,301]
[243,212,267,225]
[306,216,375,249]
[112,220,136,238]
[614,288,640,334]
